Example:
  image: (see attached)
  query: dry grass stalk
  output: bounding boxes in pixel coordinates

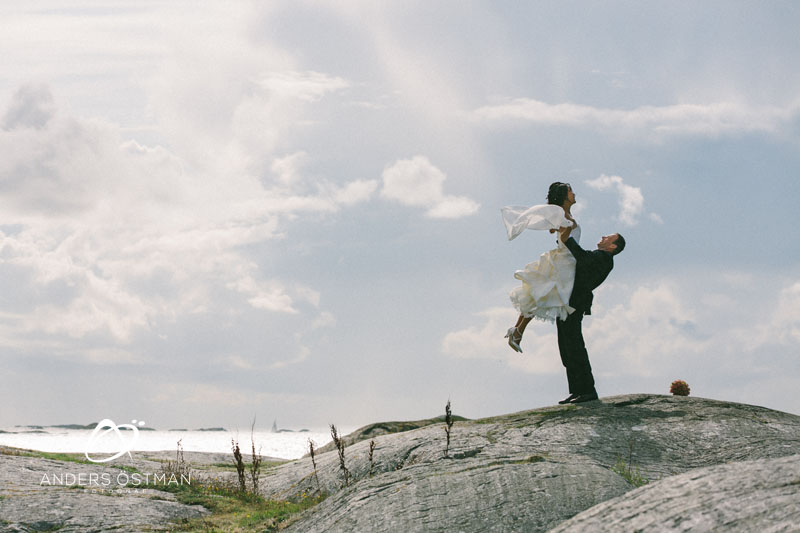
[231,438,247,492]
[308,438,320,491]
[249,419,262,494]
[368,440,376,477]
[161,439,191,479]
[329,424,351,487]
[444,400,454,457]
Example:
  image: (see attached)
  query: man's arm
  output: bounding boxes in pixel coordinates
[563,235,591,262]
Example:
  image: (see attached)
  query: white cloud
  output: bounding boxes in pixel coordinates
[585,283,708,376]
[442,307,563,375]
[742,281,800,348]
[585,174,645,226]
[333,179,379,206]
[269,151,377,210]
[775,282,800,344]
[472,98,800,140]
[2,83,56,130]
[0,83,372,348]
[311,311,336,329]
[446,277,800,381]
[380,156,479,219]
[257,70,350,102]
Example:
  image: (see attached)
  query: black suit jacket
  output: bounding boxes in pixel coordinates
[564,237,614,315]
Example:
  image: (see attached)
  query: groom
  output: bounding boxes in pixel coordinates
[556,225,625,404]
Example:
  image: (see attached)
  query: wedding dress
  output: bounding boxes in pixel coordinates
[501,204,579,322]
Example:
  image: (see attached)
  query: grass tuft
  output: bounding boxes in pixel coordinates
[611,456,649,487]
[143,477,327,531]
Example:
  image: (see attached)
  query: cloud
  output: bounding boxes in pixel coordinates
[775,282,800,344]
[0,85,373,351]
[585,283,709,377]
[380,156,480,219]
[2,84,56,130]
[256,70,350,102]
[741,281,800,349]
[442,307,564,375]
[472,98,800,140]
[585,278,800,379]
[446,278,797,380]
[585,174,645,226]
[268,151,377,211]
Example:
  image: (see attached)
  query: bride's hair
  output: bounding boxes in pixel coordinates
[547,182,571,205]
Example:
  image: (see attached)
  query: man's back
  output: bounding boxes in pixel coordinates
[564,237,614,315]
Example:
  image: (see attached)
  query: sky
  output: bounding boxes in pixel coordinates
[1,1,799,431]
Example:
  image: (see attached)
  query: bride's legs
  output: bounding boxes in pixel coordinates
[515,315,532,338]
[506,315,532,352]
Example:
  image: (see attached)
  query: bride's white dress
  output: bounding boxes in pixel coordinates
[501,204,579,322]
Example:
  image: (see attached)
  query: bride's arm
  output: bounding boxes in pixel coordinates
[557,215,577,240]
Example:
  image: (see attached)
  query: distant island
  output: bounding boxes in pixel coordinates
[47,424,97,430]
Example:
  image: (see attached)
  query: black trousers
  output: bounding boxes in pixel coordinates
[556,311,596,395]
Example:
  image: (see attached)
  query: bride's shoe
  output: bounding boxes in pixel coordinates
[505,327,523,353]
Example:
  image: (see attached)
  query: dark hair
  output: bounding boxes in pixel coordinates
[612,233,626,255]
[547,182,571,206]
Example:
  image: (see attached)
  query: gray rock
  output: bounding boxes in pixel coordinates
[260,394,800,532]
[3,394,799,531]
[0,452,207,532]
[548,454,800,532]
[315,415,470,456]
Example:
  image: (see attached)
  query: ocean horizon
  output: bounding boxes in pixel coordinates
[0,424,354,461]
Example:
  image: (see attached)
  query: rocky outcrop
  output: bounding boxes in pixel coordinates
[2,394,798,531]
[0,452,208,532]
[549,454,800,532]
[258,394,800,532]
[314,414,470,455]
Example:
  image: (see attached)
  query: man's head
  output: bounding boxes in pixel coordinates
[597,233,625,255]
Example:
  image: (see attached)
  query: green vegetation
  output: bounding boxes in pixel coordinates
[1,447,140,473]
[611,456,649,487]
[146,429,327,530]
[611,438,649,487]
[7,449,93,465]
[143,480,326,531]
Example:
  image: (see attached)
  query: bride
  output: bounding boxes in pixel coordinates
[501,182,579,352]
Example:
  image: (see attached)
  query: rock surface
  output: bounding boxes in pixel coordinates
[315,414,469,456]
[2,394,799,531]
[0,451,209,532]
[258,394,800,532]
[549,454,800,532]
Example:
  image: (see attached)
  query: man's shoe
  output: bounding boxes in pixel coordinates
[558,394,577,405]
[569,392,599,404]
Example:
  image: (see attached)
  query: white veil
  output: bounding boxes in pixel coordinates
[501,204,571,241]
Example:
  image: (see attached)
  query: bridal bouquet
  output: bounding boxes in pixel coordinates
[669,379,691,396]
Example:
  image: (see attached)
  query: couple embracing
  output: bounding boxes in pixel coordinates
[502,182,625,405]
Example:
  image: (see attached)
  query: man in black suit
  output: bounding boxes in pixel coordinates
[556,224,625,404]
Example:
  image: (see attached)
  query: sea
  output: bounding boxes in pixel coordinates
[0,425,351,461]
